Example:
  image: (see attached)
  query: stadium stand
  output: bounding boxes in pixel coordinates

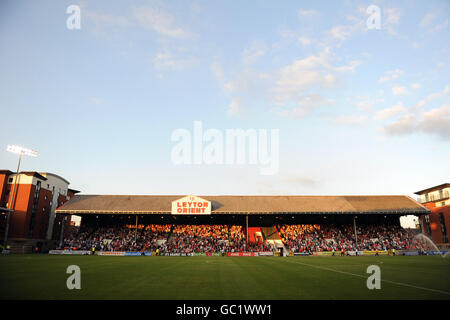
[61,223,429,254]
[55,194,431,254]
[62,224,273,253]
[277,224,431,253]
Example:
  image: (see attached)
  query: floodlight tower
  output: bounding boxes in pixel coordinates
[2,145,38,253]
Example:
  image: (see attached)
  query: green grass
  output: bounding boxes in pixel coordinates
[1,255,449,300]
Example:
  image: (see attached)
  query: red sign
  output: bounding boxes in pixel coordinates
[227,252,256,257]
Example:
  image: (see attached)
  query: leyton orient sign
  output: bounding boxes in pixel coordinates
[171,195,211,215]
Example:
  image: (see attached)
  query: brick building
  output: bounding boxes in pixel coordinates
[415,183,450,245]
[0,170,79,253]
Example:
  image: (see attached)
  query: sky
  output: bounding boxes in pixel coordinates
[0,0,449,228]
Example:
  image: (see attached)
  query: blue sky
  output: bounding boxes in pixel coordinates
[0,0,449,227]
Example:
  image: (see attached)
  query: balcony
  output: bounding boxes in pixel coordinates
[418,191,450,204]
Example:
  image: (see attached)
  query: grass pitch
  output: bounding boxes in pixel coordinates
[1,255,449,300]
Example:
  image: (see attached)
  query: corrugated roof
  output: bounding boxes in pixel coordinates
[55,194,429,215]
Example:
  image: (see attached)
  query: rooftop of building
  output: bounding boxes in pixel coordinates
[55,194,429,215]
[414,183,450,195]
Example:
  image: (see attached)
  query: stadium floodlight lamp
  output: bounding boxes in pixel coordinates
[7,145,38,157]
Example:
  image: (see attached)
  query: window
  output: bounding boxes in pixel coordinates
[8,177,13,183]
[440,190,444,199]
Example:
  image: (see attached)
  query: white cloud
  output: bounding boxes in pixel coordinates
[133,6,194,39]
[272,94,334,118]
[334,60,362,73]
[356,100,374,112]
[228,98,242,116]
[420,13,437,27]
[416,85,450,108]
[85,7,197,73]
[298,94,335,108]
[328,25,352,41]
[445,85,450,94]
[210,62,224,80]
[417,92,441,108]
[379,69,403,83]
[392,85,408,96]
[355,97,385,112]
[384,8,401,35]
[332,115,368,125]
[420,12,448,33]
[89,97,103,105]
[298,36,312,46]
[420,104,450,140]
[242,41,266,65]
[374,102,407,120]
[325,15,365,46]
[85,11,130,28]
[431,19,448,32]
[86,6,195,39]
[214,45,359,120]
[152,51,197,70]
[221,69,270,94]
[383,104,450,140]
[213,67,273,107]
[411,83,421,90]
[272,49,336,105]
[383,114,416,135]
[298,9,319,18]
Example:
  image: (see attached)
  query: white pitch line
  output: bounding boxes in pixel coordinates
[281,259,450,296]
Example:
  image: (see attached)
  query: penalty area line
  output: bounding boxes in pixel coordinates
[281,259,450,296]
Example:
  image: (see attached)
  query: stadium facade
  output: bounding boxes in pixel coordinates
[0,170,78,253]
[415,183,450,246]
[54,194,430,255]
[2,168,442,254]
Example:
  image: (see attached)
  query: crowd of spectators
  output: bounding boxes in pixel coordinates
[61,223,430,253]
[158,225,272,253]
[164,225,229,254]
[62,224,272,253]
[62,224,172,252]
[278,224,432,253]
